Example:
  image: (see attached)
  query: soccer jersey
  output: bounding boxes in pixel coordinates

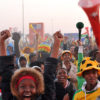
[73,81,100,100]
[73,88,100,100]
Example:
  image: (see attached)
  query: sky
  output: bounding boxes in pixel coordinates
[0,0,91,35]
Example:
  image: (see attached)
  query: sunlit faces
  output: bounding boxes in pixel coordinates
[57,68,68,84]
[96,52,100,63]
[20,60,27,68]
[18,79,36,100]
[19,56,27,68]
[64,61,71,72]
[41,64,44,73]
[70,46,75,55]
[63,53,71,61]
[83,69,98,85]
[24,48,31,54]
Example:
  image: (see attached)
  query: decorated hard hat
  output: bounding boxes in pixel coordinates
[61,50,72,60]
[22,46,34,54]
[77,57,100,76]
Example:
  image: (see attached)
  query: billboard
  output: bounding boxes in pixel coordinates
[29,23,44,45]
[64,33,88,45]
[64,33,78,41]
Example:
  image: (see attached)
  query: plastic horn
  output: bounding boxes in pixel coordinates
[79,0,100,48]
[76,22,84,41]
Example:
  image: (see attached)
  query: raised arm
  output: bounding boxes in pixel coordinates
[77,40,85,89]
[0,30,11,56]
[51,31,63,58]
[43,31,63,100]
[0,30,15,100]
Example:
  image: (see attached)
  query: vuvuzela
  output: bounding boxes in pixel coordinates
[79,0,100,48]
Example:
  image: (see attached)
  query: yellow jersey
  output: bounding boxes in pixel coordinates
[73,88,100,100]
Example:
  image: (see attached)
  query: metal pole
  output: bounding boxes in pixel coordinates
[22,0,24,34]
[51,19,54,34]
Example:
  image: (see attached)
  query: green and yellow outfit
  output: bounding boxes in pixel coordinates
[73,81,100,100]
[77,46,85,89]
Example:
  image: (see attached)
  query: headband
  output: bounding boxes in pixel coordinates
[16,75,36,88]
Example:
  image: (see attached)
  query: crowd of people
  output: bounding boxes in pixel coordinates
[0,29,100,100]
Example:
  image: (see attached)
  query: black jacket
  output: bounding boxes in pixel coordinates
[55,81,75,100]
[0,56,58,100]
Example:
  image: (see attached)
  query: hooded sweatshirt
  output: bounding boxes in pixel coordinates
[7,43,14,55]
[73,81,100,100]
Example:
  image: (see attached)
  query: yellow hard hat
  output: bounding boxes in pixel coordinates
[61,50,72,60]
[77,57,100,76]
[22,46,34,54]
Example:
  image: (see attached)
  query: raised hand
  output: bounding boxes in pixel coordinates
[77,40,82,46]
[0,30,11,42]
[51,31,63,58]
[0,30,11,56]
[53,31,63,43]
